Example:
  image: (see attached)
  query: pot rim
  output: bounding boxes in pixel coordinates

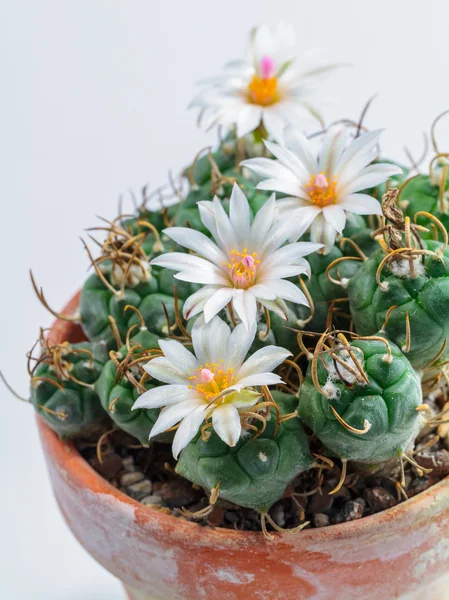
[39,291,449,546]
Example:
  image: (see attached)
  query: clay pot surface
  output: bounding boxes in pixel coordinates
[38,293,449,600]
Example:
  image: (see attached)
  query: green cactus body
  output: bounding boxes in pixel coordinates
[347,240,449,370]
[95,328,170,445]
[299,338,423,462]
[176,392,313,512]
[268,216,377,347]
[31,342,109,439]
[80,254,191,350]
[400,173,449,240]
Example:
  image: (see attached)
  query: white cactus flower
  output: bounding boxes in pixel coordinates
[132,316,290,458]
[241,126,402,253]
[150,184,322,329]
[190,21,340,141]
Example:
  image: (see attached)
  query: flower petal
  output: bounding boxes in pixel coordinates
[175,269,229,286]
[212,404,242,447]
[235,372,284,388]
[322,204,346,234]
[257,297,289,320]
[183,286,217,320]
[151,252,220,274]
[339,193,383,215]
[192,315,232,365]
[283,126,318,174]
[204,287,236,322]
[250,193,276,247]
[238,345,291,379]
[163,227,226,264]
[144,356,190,385]
[226,320,257,368]
[158,339,199,373]
[172,405,207,459]
[132,385,196,411]
[150,398,205,441]
[261,278,308,305]
[310,212,337,254]
[236,104,263,137]
[232,289,258,330]
[229,184,251,245]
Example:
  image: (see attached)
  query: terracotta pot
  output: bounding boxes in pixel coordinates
[38,294,449,600]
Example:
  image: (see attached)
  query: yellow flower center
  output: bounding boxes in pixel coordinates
[224,248,260,289]
[248,75,279,106]
[188,362,235,401]
[305,172,338,208]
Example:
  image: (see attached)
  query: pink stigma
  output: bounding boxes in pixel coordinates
[260,55,276,80]
[315,173,329,189]
[200,368,215,383]
[242,255,255,268]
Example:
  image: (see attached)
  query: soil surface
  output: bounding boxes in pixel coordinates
[77,394,449,533]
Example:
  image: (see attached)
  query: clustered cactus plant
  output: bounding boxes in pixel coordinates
[14,22,449,537]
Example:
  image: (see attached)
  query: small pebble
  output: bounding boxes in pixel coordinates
[270,503,286,528]
[127,479,153,500]
[307,485,334,514]
[408,477,440,497]
[333,500,364,524]
[364,487,397,513]
[141,495,162,506]
[415,450,449,478]
[120,471,145,486]
[122,456,137,472]
[207,506,225,528]
[157,480,200,508]
[313,513,330,528]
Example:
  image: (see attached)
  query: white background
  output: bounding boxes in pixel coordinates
[1,0,448,598]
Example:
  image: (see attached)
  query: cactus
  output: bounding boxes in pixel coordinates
[79,216,193,349]
[30,332,109,439]
[95,325,172,445]
[19,58,449,537]
[399,163,449,241]
[347,191,449,372]
[298,332,423,463]
[176,391,313,512]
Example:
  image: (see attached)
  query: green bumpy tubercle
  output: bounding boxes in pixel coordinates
[400,170,449,241]
[348,240,449,370]
[299,337,423,463]
[95,328,172,445]
[176,391,314,512]
[31,341,110,439]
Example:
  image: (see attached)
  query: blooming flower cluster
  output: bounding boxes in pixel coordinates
[133,317,290,457]
[133,21,400,458]
[191,21,340,141]
[242,126,401,252]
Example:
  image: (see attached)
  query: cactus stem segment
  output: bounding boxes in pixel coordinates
[329,458,348,495]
